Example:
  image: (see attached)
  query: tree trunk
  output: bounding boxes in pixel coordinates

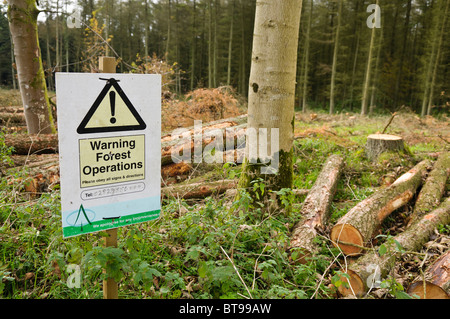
[365,134,405,161]
[208,0,213,88]
[337,197,450,298]
[301,0,313,113]
[45,12,54,91]
[288,154,344,263]
[213,0,219,88]
[330,160,430,256]
[190,0,197,91]
[426,0,449,116]
[7,0,56,134]
[226,0,234,87]
[420,0,444,117]
[361,0,379,116]
[238,0,303,204]
[166,0,171,59]
[329,0,342,115]
[392,0,411,110]
[239,0,247,96]
[409,152,450,225]
[407,251,450,299]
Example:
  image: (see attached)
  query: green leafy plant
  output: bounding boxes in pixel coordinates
[380,276,415,299]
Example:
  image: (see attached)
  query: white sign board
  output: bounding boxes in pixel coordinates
[56,73,161,238]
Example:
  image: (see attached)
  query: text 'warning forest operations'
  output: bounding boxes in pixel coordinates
[79,135,145,187]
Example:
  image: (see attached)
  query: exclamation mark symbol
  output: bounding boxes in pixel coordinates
[109,91,116,124]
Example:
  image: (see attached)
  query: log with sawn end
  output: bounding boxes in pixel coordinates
[330,160,431,256]
[337,197,450,298]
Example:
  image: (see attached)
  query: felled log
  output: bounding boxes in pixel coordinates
[288,154,344,263]
[0,106,23,113]
[9,154,59,168]
[161,114,247,140]
[161,179,237,199]
[407,251,450,299]
[4,134,59,155]
[409,152,450,226]
[5,115,248,164]
[162,121,247,166]
[0,112,25,125]
[225,188,309,198]
[365,134,405,161]
[337,197,450,298]
[330,160,430,256]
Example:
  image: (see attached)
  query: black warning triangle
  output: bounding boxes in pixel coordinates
[77,78,147,134]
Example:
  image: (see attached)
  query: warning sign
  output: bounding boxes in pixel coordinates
[77,78,146,134]
[56,73,161,238]
[79,135,145,188]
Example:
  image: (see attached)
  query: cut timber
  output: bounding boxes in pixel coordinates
[288,154,344,263]
[161,180,237,199]
[161,116,247,166]
[161,114,247,139]
[9,154,59,168]
[5,134,58,155]
[409,152,450,226]
[407,251,450,299]
[365,134,405,161]
[330,160,430,256]
[225,188,308,198]
[0,106,23,113]
[5,115,247,165]
[0,112,25,125]
[337,197,450,298]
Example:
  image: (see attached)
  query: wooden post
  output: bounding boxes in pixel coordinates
[103,225,118,299]
[99,56,119,299]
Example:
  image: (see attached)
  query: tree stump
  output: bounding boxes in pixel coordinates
[365,134,405,161]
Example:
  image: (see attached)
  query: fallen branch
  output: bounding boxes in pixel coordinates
[288,154,344,263]
[337,197,450,298]
[220,245,253,299]
[330,160,430,256]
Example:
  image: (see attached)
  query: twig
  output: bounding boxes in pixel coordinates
[311,248,343,299]
[382,112,397,134]
[252,245,267,291]
[220,246,253,299]
[437,134,449,145]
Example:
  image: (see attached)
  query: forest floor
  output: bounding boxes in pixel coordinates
[0,88,449,299]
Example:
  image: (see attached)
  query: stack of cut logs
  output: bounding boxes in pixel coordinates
[288,151,450,299]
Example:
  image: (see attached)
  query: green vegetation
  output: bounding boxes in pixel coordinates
[1,109,448,299]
